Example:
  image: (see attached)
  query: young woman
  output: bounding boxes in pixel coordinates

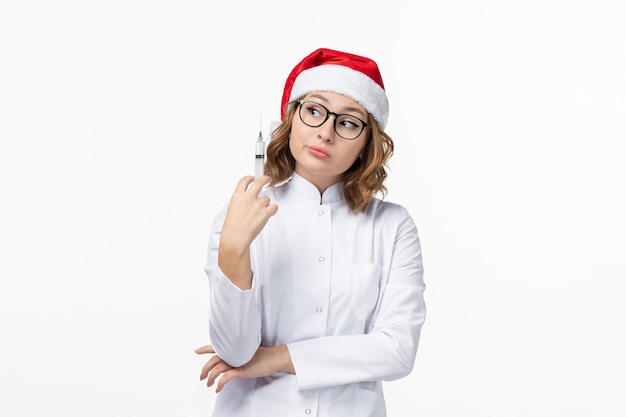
[196,48,426,417]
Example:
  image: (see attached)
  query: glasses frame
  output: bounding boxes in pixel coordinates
[298,100,369,140]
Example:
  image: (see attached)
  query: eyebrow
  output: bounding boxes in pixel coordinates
[308,93,368,119]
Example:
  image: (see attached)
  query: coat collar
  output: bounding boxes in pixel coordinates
[287,172,344,206]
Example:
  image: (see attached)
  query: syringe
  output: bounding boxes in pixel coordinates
[255,128,265,178]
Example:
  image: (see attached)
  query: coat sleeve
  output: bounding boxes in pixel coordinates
[286,208,426,390]
[205,205,262,367]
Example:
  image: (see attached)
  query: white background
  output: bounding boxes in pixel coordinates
[1,1,625,416]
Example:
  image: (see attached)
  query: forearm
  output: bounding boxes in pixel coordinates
[288,284,426,390]
[208,273,262,366]
[218,238,252,290]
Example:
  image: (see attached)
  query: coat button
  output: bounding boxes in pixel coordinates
[318,257,325,262]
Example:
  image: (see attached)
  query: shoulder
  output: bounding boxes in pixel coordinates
[367,198,419,235]
[368,197,411,219]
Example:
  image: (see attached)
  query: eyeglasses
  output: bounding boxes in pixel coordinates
[298,100,369,140]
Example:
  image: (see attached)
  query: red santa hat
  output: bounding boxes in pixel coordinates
[281,48,389,129]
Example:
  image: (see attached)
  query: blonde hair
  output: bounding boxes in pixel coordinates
[265,100,394,213]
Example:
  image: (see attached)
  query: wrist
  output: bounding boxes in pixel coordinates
[276,345,295,374]
[218,236,250,256]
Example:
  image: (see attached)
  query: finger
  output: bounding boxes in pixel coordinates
[199,355,223,380]
[216,369,239,393]
[246,175,272,195]
[207,361,232,387]
[194,345,215,355]
[257,196,272,207]
[266,203,278,216]
[235,175,255,193]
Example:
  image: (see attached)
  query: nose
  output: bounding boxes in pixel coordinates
[317,114,337,141]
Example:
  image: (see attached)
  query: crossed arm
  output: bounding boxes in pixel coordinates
[195,344,294,392]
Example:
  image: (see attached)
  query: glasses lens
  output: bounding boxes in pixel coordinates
[334,114,365,140]
[299,101,327,127]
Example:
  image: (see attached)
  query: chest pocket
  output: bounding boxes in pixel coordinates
[350,263,382,322]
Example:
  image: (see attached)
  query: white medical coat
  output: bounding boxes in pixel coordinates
[205,173,426,417]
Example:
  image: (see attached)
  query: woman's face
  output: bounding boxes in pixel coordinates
[289,91,369,193]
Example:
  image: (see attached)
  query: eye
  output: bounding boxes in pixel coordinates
[304,102,325,118]
[337,115,362,130]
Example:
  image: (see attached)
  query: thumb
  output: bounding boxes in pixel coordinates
[195,345,215,354]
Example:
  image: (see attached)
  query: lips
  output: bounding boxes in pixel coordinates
[307,146,330,159]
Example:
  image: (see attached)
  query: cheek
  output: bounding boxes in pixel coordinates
[289,123,308,151]
[338,144,366,169]
[353,141,368,160]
